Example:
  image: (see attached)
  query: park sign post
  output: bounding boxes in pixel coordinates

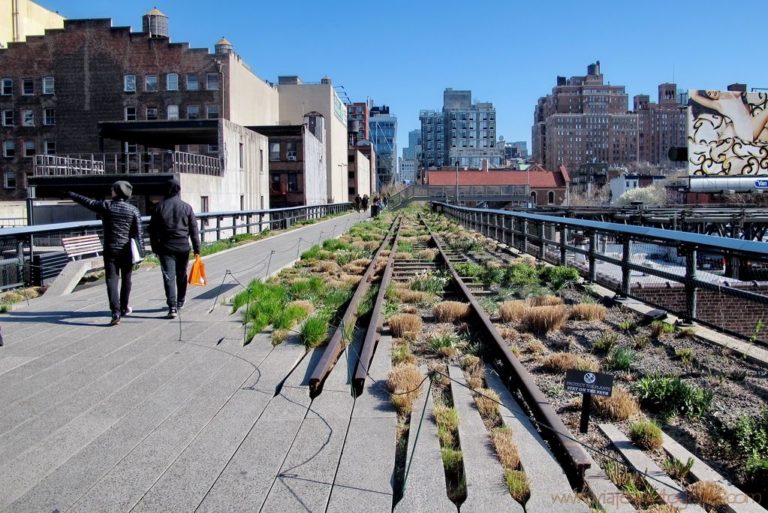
[565,369,614,433]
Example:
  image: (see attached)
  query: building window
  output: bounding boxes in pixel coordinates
[271,174,281,192]
[3,140,16,158]
[269,142,280,161]
[206,73,219,90]
[240,195,244,211]
[208,144,218,153]
[1,78,12,95]
[125,107,137,121]
[22,79,34,95]
[259,149,263,174]
[1,110,13,126]
[238,143,243,169]
[187,105,200,119]
[124,74,136,92]
[167,105,179,120]
[124,142,137,154]
[22,109,34,127]
[548,191,555,204]
[200,195,209,213]
[186,74,198,91]
[166,73,179,91]
[4,170,16,189]
[206,104,219,119]
[24,140,35,157]
[145,75,158,92]
[530,191,537,205]
[287,174,299,192]
[286,141,297,161]
[44,140,55,155]
[42,76,54,95]
[146,106,158,120]
[43,109,55,125]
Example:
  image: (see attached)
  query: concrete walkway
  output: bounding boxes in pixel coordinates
[0,211,375,513]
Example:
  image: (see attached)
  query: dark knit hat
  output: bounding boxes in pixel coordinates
[167,178,181,196]
[112,180,133,199]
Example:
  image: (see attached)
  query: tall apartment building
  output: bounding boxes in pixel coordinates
[633,83,686,166]
[369,105,397,188]
[419,88,503,169]
[532,62,638,171]
[0,0,64,47]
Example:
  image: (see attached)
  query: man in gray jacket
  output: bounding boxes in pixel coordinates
[149,178,201,319]
[69,181,142,326]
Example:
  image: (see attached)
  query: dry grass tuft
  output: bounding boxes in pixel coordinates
[364,241,380,251]
[350,258,371,267]
[460,354,481,372]
[416,249,437,261]
[499,327,519,341]
[474,388,500,419]
[393,287,432,304]
[340,274,362,286]
[287,300,315,317]
[271,329,289,346]
[401,305,418,314]
[687,481,727,509]
[312,260,341,274]
[593,388,639,421]
[525,340,547,354]
[542,352,600,373]
[467,369,484,390]
[433,301,471,322]
[499,301,527,323]
[491,427,520,470]
[351,240,367,250]
[521,305,568,334]
[341,263,367,275]
[388,313,422,338]
[570,303,607,321]
[396,252,413,260]
[643,506,679,513]
[528,295,563,307]
[387,363,423,415]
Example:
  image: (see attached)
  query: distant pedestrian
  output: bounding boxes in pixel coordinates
[69,181,142,326]
[361,195,369,211]
[354,194,362,212]
[149,178,201,319]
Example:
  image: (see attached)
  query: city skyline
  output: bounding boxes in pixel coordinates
[32,0,767,155]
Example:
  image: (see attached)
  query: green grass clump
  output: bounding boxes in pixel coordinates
[634,374,713,418]
[357,285,379,317]
[272,303,310,330]
[428,331,461,352]
[504,470,530,504]
[322,238,352,252]
[301,313,330,348]
[593,332,619,354]
[409,271,449,294]
[629,420,663,450]
[539,265,580,291]
[440,447,463,471]
[300,244,322,260]
[455,262,484,279]
[650,320,676,338]
[609,347,635,371]
[662,456,694,480]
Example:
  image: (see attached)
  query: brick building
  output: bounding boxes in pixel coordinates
[633,83,686,167]
[426,164,571,206]
[0,9,284,216]
[532,62,638,171]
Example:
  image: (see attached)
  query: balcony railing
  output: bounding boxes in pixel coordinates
[33,151,222,177]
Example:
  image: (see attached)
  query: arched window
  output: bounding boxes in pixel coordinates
[548,191,555,204]
[530,191,537,205]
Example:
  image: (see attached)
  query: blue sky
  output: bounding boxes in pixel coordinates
[36,0,767,154]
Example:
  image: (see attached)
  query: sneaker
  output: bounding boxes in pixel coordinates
[177,300,185,310]
[121,307,133,316]
[166,308,178,319]
[110,315,121,326]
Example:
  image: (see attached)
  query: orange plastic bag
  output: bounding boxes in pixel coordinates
[188,254,207,286]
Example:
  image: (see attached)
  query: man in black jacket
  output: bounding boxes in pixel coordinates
[149,178,201,319]
[69,181,143,326]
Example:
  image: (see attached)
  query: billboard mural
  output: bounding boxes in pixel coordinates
[688,90,768,176]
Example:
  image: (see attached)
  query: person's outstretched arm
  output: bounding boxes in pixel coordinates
[68,192,107,215]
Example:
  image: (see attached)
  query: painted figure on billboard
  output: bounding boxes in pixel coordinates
[688,90,768,176]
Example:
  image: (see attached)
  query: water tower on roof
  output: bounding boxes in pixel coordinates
[142,7,169,38]
[215,37,233,55]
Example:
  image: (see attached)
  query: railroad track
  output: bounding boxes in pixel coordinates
[220,209,766,513]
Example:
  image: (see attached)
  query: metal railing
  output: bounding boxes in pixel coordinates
[33,151,222,177]
[0,202,352,290]
[435,202,768,343]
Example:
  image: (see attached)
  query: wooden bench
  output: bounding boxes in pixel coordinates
[62,234,103,260]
